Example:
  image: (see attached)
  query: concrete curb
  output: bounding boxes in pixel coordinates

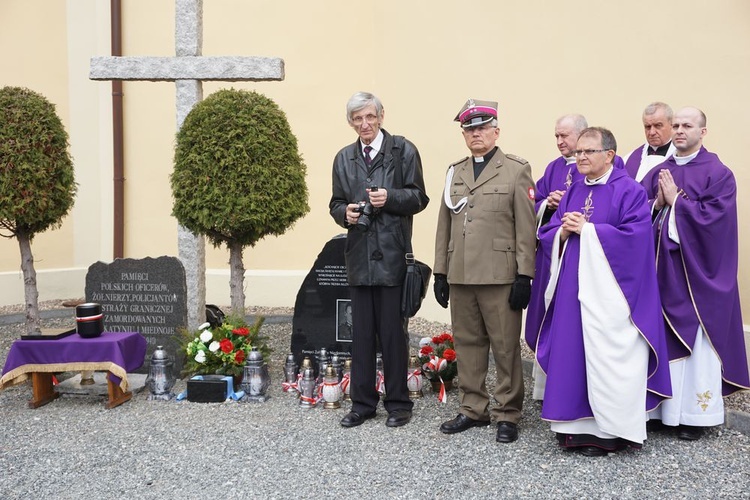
[0,307,74,326]
[725,409,750,436]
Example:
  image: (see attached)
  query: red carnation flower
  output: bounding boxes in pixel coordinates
[443,348,457,362]
[233,327,250,336]
[420,345,434,356]
[235,350,246,364]
[440,333,453,343]
[220,338,234,353]
[431,336,443,345]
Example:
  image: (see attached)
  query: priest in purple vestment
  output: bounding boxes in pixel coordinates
[534,127,672,457]
[526,116,626,401]
[623,102,675,182]
[641,107,750,441]
[525,114,587,359]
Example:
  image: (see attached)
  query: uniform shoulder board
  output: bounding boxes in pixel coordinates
[448,157,469,170]
[505,153,529,165]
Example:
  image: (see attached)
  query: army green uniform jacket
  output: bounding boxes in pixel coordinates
[434,148,536,284]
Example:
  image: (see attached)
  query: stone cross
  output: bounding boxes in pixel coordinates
[90,0,284,330]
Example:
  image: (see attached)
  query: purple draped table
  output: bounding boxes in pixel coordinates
[0,331,147,409]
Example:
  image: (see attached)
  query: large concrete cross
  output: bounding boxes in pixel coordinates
[90,0,284,330]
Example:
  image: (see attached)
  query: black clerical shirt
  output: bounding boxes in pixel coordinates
[648,141,672,156]
[473,146,498,180]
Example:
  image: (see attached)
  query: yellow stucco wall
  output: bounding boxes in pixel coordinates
[1,0,749,325]
[0,0,73,270]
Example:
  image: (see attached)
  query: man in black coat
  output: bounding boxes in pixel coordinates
[329,91,429,428]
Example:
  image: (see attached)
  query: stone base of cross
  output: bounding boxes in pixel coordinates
[89,0,284,330]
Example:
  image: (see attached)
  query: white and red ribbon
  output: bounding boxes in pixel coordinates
[423,356,449,403]
[436,377,447,403]
[300,394,317,405]
[376,370,385,395]
[339,373,350,394]
[284,373,303,394]
[76,314,103,322]
[315,382,324,404]
[424,355,447,376]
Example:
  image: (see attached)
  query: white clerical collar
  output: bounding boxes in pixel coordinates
[674,149,699,166]
[361,130,384,156]
[584,166,614,185]
[564,156,577,165]
[473,155,485,163]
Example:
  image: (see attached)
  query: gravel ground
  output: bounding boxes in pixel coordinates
[1,300,749,499]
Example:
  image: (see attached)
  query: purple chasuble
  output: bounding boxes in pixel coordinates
[535,168,672,422]
[624,145,645,179]
[526,157,582,349]
[526,155,626,350]
[641,147,750,396]
[532,157,582,213]
[613,154,625,171]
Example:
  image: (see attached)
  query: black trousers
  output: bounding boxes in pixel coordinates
[349,285,413,415]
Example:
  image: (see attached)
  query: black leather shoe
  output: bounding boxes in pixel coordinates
[646,419,667,432]
[340,411,376,428]
[579,445,607,457]
[677,425,704,441]
[385,409,412,428]
[440,414,490,434]
[495,421,519,443]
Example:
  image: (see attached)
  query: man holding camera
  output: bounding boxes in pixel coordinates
[329,92,429,428]
[433,99,536,443]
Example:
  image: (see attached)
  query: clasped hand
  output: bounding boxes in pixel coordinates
[655,169,678,209]
[546,190,565,210]
[560,211,586,241]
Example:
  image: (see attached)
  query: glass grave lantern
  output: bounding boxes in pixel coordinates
[241,347,271,402]
[146,345,176,401]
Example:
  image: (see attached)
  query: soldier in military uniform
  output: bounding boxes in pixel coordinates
[433,99,536,443]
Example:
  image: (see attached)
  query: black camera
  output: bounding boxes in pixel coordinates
[354,186,378,232]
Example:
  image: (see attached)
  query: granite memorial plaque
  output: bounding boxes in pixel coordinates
[291,235,352,366]
[86,256,188,374]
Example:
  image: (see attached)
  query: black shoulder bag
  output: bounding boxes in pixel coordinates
[390,136,432,317]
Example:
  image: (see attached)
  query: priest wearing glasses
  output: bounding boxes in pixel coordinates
[533,127,672,457]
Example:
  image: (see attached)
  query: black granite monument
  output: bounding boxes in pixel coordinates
[85,256,188,374]
[291,235,352,366]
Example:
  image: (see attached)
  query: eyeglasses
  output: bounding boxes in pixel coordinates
[351,114,379,126]
[573,149,608,157]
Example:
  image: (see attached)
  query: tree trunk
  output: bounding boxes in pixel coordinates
[229,241,246,317]
[18,232,42,335]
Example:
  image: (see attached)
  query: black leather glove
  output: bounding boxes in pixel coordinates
[433,274,450,308]
[508,274,532,311]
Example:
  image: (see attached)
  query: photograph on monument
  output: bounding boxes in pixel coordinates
[335,299,353,342]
